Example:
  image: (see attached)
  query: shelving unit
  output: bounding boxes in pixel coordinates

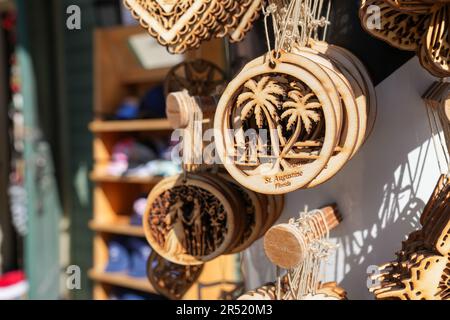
[90,25,175,300]
[91,25,241,301]
[89,119,172,133]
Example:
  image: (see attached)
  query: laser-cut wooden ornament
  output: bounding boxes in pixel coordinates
[238,280,347,300]
[123,0,263,54]
[164,59,226,97]
[214,0,375,193]
[143,173,245,265]
[360,0,450,77]
[147,251,204,300]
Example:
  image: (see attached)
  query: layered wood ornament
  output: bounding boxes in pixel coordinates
[123,0,263,53]
[360,0,450,77]
[214,0,376,194]
[147,251,204,299]
[369,176,450,300]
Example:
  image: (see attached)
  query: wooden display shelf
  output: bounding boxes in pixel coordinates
[89,220,145,238]
[89,119,172,133]
[89,172,163,185]
[88,270,155,294]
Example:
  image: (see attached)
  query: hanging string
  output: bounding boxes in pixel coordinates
[281,206,337,300]
[263,0,332,54]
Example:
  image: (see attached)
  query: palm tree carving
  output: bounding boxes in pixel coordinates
[236,77,284,173]
[237,76,283,128]
[233,75,323,174]
[281,90,321,156]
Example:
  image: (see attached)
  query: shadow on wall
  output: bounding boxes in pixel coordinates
[244,57,439,300]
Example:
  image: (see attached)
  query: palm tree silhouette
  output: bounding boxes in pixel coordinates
[236,76,284,173]
[281,89,322,157]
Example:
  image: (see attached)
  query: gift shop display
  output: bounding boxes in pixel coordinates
[81,0,448,302]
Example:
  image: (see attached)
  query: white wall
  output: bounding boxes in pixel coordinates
[243,57,441,300]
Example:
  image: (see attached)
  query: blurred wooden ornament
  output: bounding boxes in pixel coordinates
[164,59,226,97]
[147,251,203,300]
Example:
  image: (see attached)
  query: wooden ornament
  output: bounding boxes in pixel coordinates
[309,40,377,144]
[147,251,203,300]
[360,0,430,51]
[164,59,226,97]
[166,90,217,172]
[143,173,243,265]
[264,204,342,269]
[370,176,450,300]
[360,0,450,77]
[214,53,338,194]
[218,173,264,254]
[123,0,262,53]
[291,47,361,186]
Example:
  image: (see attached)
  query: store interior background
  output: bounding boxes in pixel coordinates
[0,0,441,299]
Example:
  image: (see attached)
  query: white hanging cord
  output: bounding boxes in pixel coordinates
[281,206,337,300]
[264,0,332,52]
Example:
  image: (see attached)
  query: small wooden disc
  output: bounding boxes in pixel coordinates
[264,224,305,269]
[166,91,191,129]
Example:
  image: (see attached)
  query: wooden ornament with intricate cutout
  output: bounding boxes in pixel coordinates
[164,59,226,97]
[123,0,262,53]
[147,251,203,300]
[370,176,450,300]
[238,280,347,301]
[143,173,244,265]
[214,53,338,194]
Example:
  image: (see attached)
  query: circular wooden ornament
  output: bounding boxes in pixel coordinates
[146,251,203,300]
[164,59,226,97]
[143,174,238,265]
[214,53,337,194]
[264,223,306,269]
